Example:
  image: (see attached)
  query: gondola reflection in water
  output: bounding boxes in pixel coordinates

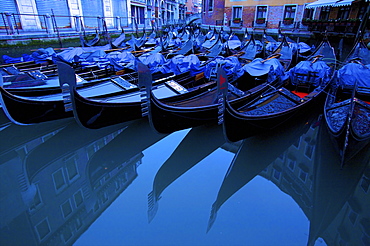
[0,113,369,245]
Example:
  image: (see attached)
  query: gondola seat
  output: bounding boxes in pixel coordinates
[293,71,319,93]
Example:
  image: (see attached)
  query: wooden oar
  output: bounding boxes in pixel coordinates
[261,53,281,63]
[311,55,323,64]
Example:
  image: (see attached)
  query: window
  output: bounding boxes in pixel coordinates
[62,226,73,243]
[305,143,314,159]
[61,200,73,218]
[100,191,109,204]
[302,5,314,20]
[53,169,66,192]
[232,6,242,19]
[75,217,83,230]
[29,184,42,212]
[115,180,121,191]
[273,169,281,180]
[284,5,296,19]
[74,190,84,207]
[36,219,51,240]
[357,5,367,19]
[66,157,79,181]
[288,160,296,171]
[337,6,350,20]
[299,169,308,182]
[256,6,267,19]
[208,0,213,12]
[319,6,331,20]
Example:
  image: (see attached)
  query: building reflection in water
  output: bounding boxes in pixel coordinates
[0,118,166,246]
[0,112,369,246]
[217,113,370,246]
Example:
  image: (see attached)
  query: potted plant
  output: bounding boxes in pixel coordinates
[348,18,360,26]
[256,17,265,24]
[233,17,241,23]
[283,17,294,25]
[301,18,309,25]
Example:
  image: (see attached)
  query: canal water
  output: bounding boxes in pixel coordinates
[0,110,369,245]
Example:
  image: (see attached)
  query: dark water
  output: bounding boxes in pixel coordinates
[0,111,369,246]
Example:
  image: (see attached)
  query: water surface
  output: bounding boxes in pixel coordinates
[0,114,369,246]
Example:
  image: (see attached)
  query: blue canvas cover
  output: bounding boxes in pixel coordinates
[31,47,56,63]
[288,60,331,86]
[74,49,109,68]
[138,53,167,74]
[265,42,280,54]
[204,56,244,79]
[243,58,284,78]
[226,34,241,50]
[167,38,182,48]
[338,63,370,87]
[202,36,219,49]
[174,54,203,75]
[145,37,157,46]
[160,54,204,75]
[2,54,33,64]
[298,42,312,54]
[106,51,136,70]
[53,47,85,63]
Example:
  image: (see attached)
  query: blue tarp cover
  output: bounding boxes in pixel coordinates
[243,58,285,78]
[288,60,331,86]
[203,56,244,79]
[159,54,204,75]
[2,54,33,64]
[139,53,167,73]
[106,51,136,71]
[31,47,56,63]
[338,63,370,87]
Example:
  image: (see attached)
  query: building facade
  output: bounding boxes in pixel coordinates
[0,0,187,34]
[201,0,369,35]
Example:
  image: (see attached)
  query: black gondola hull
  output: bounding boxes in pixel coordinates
[0,87,72,125]
[72,88,144,129]
[149,80,278,134]
[223,89,327,142]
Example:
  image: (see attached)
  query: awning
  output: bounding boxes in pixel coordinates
[306,0,354,8]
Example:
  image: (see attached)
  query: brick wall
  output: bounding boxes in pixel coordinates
[202,0,225,25]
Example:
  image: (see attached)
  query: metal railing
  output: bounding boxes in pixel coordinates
[0,12,189,36]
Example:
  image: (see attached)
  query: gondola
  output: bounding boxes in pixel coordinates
[323,38,370,166]
[0,65,133,125]
[144,37,293,134]
[57,61,213,129]
[220,35,336,142]
[80,29,101,47]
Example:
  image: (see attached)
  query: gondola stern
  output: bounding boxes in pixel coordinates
[56,61,77,89]
[0,74,32,125]
[216,66,233,143]
[56,61,78,115]
[137,61,153,119]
